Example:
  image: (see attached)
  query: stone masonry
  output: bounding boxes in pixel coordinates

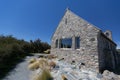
[51,8,117,73]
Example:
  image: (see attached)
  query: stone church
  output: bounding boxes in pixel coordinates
[51,8,118,72]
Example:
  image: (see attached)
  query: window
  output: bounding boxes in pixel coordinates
[60,38,72,48]
[55,39,58,48]
[75,37,80,49]
[65,18,67,24]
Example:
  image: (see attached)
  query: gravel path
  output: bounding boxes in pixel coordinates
[2,56,34,80]
[2,54,120,80]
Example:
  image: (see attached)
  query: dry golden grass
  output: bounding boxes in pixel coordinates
[28,58,55,80]
[49,61,56,68]
[38,58,50,70]
[62,74,68,80]
[28,60,39,70]
[29,58,36,64]
[44,49,50,54]
[28,58,51,70]
[33,69,53,80]
[47,54,57,59]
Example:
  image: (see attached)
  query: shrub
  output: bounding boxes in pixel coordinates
[30,39,50,53]
[0,35,30,79]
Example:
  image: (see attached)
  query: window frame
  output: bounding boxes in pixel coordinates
[60,37,72,49]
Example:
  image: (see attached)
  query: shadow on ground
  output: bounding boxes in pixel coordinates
[0,54,34,80]
[0,59,25,79]
[113,67,120,75]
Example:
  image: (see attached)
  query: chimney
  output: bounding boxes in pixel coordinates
[104,30,113,40]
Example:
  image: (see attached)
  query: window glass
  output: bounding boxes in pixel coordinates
[75,37,80,49]
[60,38,72,48]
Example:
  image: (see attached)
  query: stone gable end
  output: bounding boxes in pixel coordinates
[51,9,117,72]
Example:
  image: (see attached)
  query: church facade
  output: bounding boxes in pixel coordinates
[51,9,118,72]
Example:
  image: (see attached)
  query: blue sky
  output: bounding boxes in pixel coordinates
[0,0,120,48]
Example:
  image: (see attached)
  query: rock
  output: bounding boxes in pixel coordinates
[102,70,120,80]
[78,62,86,69]
[97,73,103,79]
[28,57,120,80]
[78,73,89,79]
[102,70,110,76]
[58,58,64,61]
[71,60,75,65]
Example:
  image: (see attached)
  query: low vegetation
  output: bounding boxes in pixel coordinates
[0,35,50,79]
[28,58,54,71]
[62,74,68,80]
[33,69,53,80]
[49,61,56,68]
[44,49,50,54]
[28,60,40,70]
[29,58,37,64]
[47,54,57,59]
[28,57,57,80]
[29,39,50,53]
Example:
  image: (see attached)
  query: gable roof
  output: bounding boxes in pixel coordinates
[51,8,101,39]
[51,8,117,46]
[66,8,101,30]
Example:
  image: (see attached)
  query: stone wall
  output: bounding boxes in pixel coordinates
[51,9,100,70]
[115,50,120,69]
[51,9,118,73]
[97,32,117,72]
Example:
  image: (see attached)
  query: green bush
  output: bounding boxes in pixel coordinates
[0,35,29,79]
[0,35,51,79]
[30,39,50,53]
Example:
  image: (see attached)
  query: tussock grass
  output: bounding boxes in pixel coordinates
[28,61,39,70]
[29,58,36,64]
[28,58,50,70]
[28,58,56,80]
[34,69,53,80]
[49,61,56,68]
[47,54,57,59]
[44,49,50,54]
[38,58,49,70]
[62,74,68,80]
